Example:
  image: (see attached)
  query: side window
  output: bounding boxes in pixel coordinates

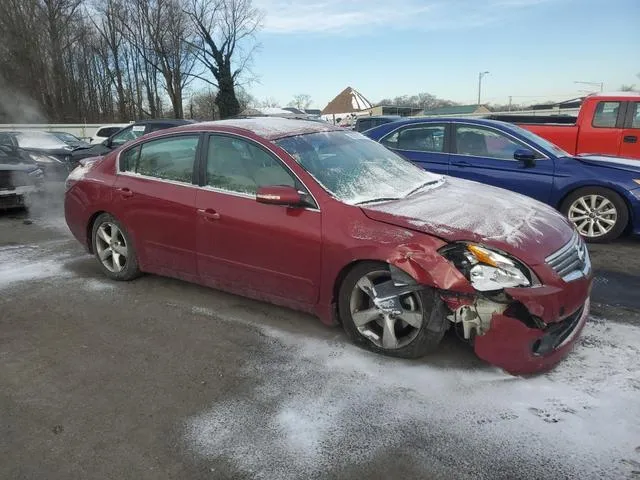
[455,125,533,160]
[357,119,371,131]
[206,135,296,195]
[382,125,446,152]
[120,145,141,172]
[0,133,12,146]
[630,102,640,129]
[592,101,621,128]
[122,135,198,183]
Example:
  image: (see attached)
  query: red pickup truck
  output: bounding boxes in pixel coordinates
[490,92,640,159]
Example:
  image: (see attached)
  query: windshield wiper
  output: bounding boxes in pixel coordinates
[354,197,400,205]
[406,179,440,197]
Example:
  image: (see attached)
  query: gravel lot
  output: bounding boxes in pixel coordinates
[1,184,639,479]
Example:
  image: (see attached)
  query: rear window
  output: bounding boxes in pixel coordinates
[592,101,621,128]
[97,127,121,138]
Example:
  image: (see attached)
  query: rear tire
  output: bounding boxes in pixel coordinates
[338,262,448,359]
[560,187,628,243]
[91,213,141,281]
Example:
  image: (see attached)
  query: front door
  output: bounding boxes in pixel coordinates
[620,101,640,159]
[449,123,555,203]
[379,123,450,175]
[195,133,322,305]
[580,100,624,156]
[111,134,201,279]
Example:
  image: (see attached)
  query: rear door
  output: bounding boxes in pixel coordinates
[620,101,640,159]
[112,133,201,279]
[449,123,555,203]
[578,100,625,156]
[379,122,450,174]
[195,133,322,304]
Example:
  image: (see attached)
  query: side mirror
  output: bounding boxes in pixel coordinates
[256,185,303,206]
[514,148,536,167]
[102,138,111,148]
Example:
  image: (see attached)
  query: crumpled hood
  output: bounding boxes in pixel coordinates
[576,154,640,173]
[360,176,574,266]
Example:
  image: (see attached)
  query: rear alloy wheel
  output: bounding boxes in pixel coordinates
[561,187,628,243]
[92,213,141,281]
[338,262,448,358]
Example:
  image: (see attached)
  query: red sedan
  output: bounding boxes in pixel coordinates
[64,118,592,374]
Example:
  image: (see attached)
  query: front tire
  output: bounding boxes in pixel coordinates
[338,262,448,359]
[91,213,141,281]
[560,187,628,243]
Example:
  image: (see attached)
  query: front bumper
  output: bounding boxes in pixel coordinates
[0,185,37,210]
[474,298,589,375]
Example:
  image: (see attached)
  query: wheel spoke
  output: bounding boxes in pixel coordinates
[399,310,423,329]
[112,243,128,256]
[570,207,588,216]
[576,220,589,234]
[588,221,595,237]
[98,247,112,261]
[569,214,588,221]
[352,308,380,327]
[97,225,111,244]
[599,208,616,216]
[112,252,122,272]
[599,217,616,226]
[356,276,376,299]
[382,315,399,349]
[595,220,607,233]
[578,197,590,211]
[589,195,597,209]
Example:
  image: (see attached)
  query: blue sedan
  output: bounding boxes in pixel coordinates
[364,117,640,242]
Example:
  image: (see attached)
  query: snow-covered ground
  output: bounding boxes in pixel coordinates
[185,308,640,479]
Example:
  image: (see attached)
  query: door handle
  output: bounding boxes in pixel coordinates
[452,160,472,168]
[197,208,221,221]
[623,135,638,143]
[116,187,133,198]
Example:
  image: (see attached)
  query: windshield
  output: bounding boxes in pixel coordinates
[53,132,81,143]
[275,131,441,205]
[15,131,68,150]
[507,124,571,157]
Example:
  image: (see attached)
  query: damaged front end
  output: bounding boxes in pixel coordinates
[389,237,592,375]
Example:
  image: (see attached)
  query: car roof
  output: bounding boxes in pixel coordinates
[176,117,342,141]
[372,116,512,128]
[358,115,401,120]
[135,119,195,126]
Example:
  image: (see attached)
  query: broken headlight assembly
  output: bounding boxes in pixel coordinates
[440,243,539,292]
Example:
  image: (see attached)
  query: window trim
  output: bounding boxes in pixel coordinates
[452,122,550,161]
[624,101,640,130]
[591,100,626,129]
[202,131,321,211]
[379,122,450,154]
[116,132,202,187]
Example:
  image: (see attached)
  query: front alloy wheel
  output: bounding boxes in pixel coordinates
[561,187,628,243]
[338,262,448,358]
[91,213,141,281]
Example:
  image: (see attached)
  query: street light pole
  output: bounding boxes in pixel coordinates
[478,71,489,105]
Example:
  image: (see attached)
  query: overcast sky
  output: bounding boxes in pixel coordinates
[243,0,639,108]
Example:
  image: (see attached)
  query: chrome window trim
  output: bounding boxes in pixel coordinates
[115,129,322,212]
[454,122,550,161]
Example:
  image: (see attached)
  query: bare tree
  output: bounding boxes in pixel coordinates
[287,93,312,110]
[188,88,217,119]
[259,97,280,108]
[185,0,262,118]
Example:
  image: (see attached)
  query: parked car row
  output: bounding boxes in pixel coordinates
[64,117,592,374]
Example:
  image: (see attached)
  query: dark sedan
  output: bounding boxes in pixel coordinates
[0,130,76,179]
[365,117,640,242]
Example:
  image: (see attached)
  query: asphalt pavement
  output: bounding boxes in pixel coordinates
[1,184,639,480]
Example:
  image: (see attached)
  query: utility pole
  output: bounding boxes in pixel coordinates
[508,96,512,111]
[478,71,490,105]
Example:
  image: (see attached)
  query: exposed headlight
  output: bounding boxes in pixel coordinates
[29,152,62,164]
[440,243,539,291]
[633,179,640,186]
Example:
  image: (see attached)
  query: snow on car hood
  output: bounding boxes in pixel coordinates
[360,176,574,265]
[576,154,640,173]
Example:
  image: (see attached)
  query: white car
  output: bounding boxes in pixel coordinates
[90,124,129,144]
